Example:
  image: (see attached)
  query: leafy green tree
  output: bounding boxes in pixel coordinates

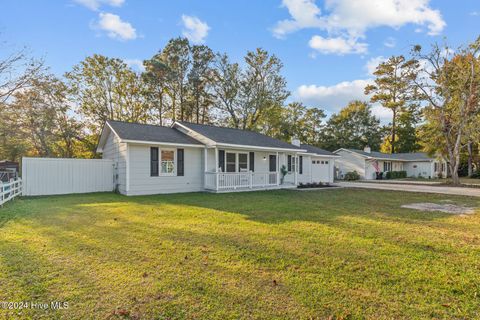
[211,53,242,128]
[66,54,149,133]
[320,101,383,151]
[413,38,480,185]
[365,56,421,153]
[188,45,215,123]
[239,48,289,130]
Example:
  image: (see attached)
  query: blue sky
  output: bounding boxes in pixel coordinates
[1,0,479,120]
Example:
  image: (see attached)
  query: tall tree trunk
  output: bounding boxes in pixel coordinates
[391,109,396,154]
[467,141,473,177]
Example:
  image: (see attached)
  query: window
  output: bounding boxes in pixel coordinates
[269,155,277,172]
[239,153,248,172]
[383,161,392,172]
[287,155,292,172]
[161,150,175,174]
[291,156,296,172]
[325,160,329,164]
[312,160,315,164]
[299,156,303,174]
[150,147,159,177]
[226,153,236,172]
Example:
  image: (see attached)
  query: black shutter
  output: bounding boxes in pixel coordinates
[249,152,255,172]
[288,155,292,172]
[299,156,303,174]
[218,150,225,172]
[177,149,184,176]
[150,147,159,176]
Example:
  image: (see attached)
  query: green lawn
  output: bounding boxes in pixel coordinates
[1,189,479,319]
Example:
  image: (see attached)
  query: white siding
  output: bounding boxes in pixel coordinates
[335,150,367,179]
[298,156,335,183]
[404,161,433,178]
[22,157,114,196]
[102,131,128,194]
[127,144,204,195]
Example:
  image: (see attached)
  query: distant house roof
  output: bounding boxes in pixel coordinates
[106,120,203,145]
[300,144,338,157]
[176,121,304,151]
[336,148,433,161]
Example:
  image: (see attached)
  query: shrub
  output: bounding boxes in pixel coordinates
[471,171,480,179]
[344,171,360,181]
[385,171,407,179]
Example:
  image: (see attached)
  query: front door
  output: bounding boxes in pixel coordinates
[269,155,277,172]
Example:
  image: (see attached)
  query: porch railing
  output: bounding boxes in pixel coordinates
[205,172,278,190]
[1,178,22,206]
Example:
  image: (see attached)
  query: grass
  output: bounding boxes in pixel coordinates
[0,189,479,319]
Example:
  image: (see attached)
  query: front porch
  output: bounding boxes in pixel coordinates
[204,171,297,192]
[203,147,300,192]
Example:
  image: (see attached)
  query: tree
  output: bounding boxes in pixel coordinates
[188,45,215,123]
[161,38,191,121]
[66,54,149,133]
[365,56,421,153]
[6,74,82,158]
[0,44,44,103]
[211,53,242,128]
[319,101,383,151]
[238,48,289,130]
[260,102,325,144]
[413,38,480,185]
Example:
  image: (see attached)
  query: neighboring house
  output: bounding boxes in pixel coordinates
[96,120,337,195]
[0,160,19,182]
[334,147,447,180]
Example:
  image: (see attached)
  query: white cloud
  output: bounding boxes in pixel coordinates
[470,11,479,16]
[384,37,396,48]
[296,79,393,122]
[272,0,324,38]
[296,79,372,110]
[181,15,210,44]
[365,56,386,75]
[273,0,445,55]
[74,0,124,11]
[309,35,367,54]
[124,59,145,72]
[96,13,137,41]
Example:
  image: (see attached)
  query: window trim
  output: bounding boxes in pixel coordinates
[160,148,176,176]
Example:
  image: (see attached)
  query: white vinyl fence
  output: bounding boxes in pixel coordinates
[22,157,114,196]
[0,178,22,206]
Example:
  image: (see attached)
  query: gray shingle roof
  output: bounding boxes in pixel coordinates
[177,121,303,150]
[107,120,202,145]
[342,149,433,161]
[300,144,337,156]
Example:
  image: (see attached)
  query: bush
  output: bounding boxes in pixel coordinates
[344,171,360,181]
[385,171,407,179]
[471,171,480,179]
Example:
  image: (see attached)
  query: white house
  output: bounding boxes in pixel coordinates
[334,147,448,180]
[96,120,338,195]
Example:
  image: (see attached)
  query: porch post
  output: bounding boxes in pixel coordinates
[215,147,219,191]
[294,154,298,185]
[204,147,208,189]
[276,151,280,186]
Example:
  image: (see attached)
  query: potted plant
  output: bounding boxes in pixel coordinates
[280,165,288,184]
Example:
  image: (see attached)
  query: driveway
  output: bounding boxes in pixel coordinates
[336,181,480,198]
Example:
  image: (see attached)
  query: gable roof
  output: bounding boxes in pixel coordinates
[106,120,203,146]
[336,148,433,161]
[176,121,304,151]
[300,144,338,157]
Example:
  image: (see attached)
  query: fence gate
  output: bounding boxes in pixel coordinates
[22,157,114,196]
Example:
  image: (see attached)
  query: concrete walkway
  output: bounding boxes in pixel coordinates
[336,182,480,198]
